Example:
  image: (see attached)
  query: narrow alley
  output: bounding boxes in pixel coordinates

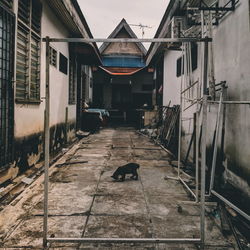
[0,127,234,249]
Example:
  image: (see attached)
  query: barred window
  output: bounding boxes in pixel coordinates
[16,0,42,102]
[1,0,13,9]
[68,60,76,104]
[49,47,57,67]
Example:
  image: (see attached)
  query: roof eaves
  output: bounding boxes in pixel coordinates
[71,0,102,63]
[146,0,180,65]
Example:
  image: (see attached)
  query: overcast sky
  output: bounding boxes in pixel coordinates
[78,0,170,48]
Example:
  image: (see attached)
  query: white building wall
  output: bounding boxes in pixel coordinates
[162,1,250,195]
[14,1,75,138]
[163,50,181,106]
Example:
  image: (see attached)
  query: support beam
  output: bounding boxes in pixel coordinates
[47,237,201,244]
[42,38,212,43]
[43,36,50,248]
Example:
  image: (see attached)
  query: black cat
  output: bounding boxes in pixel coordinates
[111,163,140,181]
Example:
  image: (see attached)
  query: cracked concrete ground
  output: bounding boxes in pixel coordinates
[0,127,236,249]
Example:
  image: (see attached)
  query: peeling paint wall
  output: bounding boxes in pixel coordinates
[163,1,250,199]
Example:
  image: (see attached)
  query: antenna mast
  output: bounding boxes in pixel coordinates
[129,23,152,38]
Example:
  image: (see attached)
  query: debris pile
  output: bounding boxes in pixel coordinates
[140,105,180,155]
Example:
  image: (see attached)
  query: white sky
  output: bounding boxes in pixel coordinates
[78,0,170,48]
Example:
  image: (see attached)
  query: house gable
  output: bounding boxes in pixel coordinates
[100,19,147,57]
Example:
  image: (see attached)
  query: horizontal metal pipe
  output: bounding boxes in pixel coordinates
[186,7,234,11]
[42,38,212,43]
[208,101,250,104]
[211,190,250,221]
[47,237,201,244]
[179,177,197,199]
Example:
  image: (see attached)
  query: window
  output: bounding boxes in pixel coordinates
[191,43,198,71]
[16,0,42,102]
[176,57,182,77]
[68,60,76,104]
[49,47,57,67]
[59,53,68,75]
[176,43,198,78]
[1,0,13,9]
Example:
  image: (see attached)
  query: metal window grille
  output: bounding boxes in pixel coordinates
[1,0,13,10]
[49,47,57,68]
[0,4,15,170]
[68,60,76,104]
[16,0,41,102]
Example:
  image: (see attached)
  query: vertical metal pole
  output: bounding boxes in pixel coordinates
[195,111,199,203]
[178,44,184,178]
[200,37,209,249]
[208,91,223,196]
[43,36,50,248]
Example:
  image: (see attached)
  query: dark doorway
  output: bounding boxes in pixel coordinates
[112,84,132,109]
[0,5,15,169]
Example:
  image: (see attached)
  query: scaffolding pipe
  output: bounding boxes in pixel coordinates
[179,177,197,199]
[177,45,185,178]
[43,36,50,248]
[208,91,223,196]
[200,37,209,250]
[47,237,201,244]
[211,190,250,221]
[208,101,250,104]
[42,36,212,248]
[195,111,199,203]
[42,38,212,43]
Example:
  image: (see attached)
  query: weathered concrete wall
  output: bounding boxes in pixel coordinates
[1,1,78,184]
[212,0,250,194]
[162,1,250,197]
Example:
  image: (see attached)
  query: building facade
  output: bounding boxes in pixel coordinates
[0,0,100,184]
[147,0,250,212]
[93,19,154,123]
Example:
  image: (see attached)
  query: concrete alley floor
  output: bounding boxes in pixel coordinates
[0,127,235,249]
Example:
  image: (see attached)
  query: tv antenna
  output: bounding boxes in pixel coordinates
[129,23,152,38]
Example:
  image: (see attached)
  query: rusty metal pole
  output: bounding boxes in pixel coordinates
[43,36,50,248]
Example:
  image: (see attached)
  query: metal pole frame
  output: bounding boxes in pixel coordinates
[43,36,50,248]
[42,36,212,248]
